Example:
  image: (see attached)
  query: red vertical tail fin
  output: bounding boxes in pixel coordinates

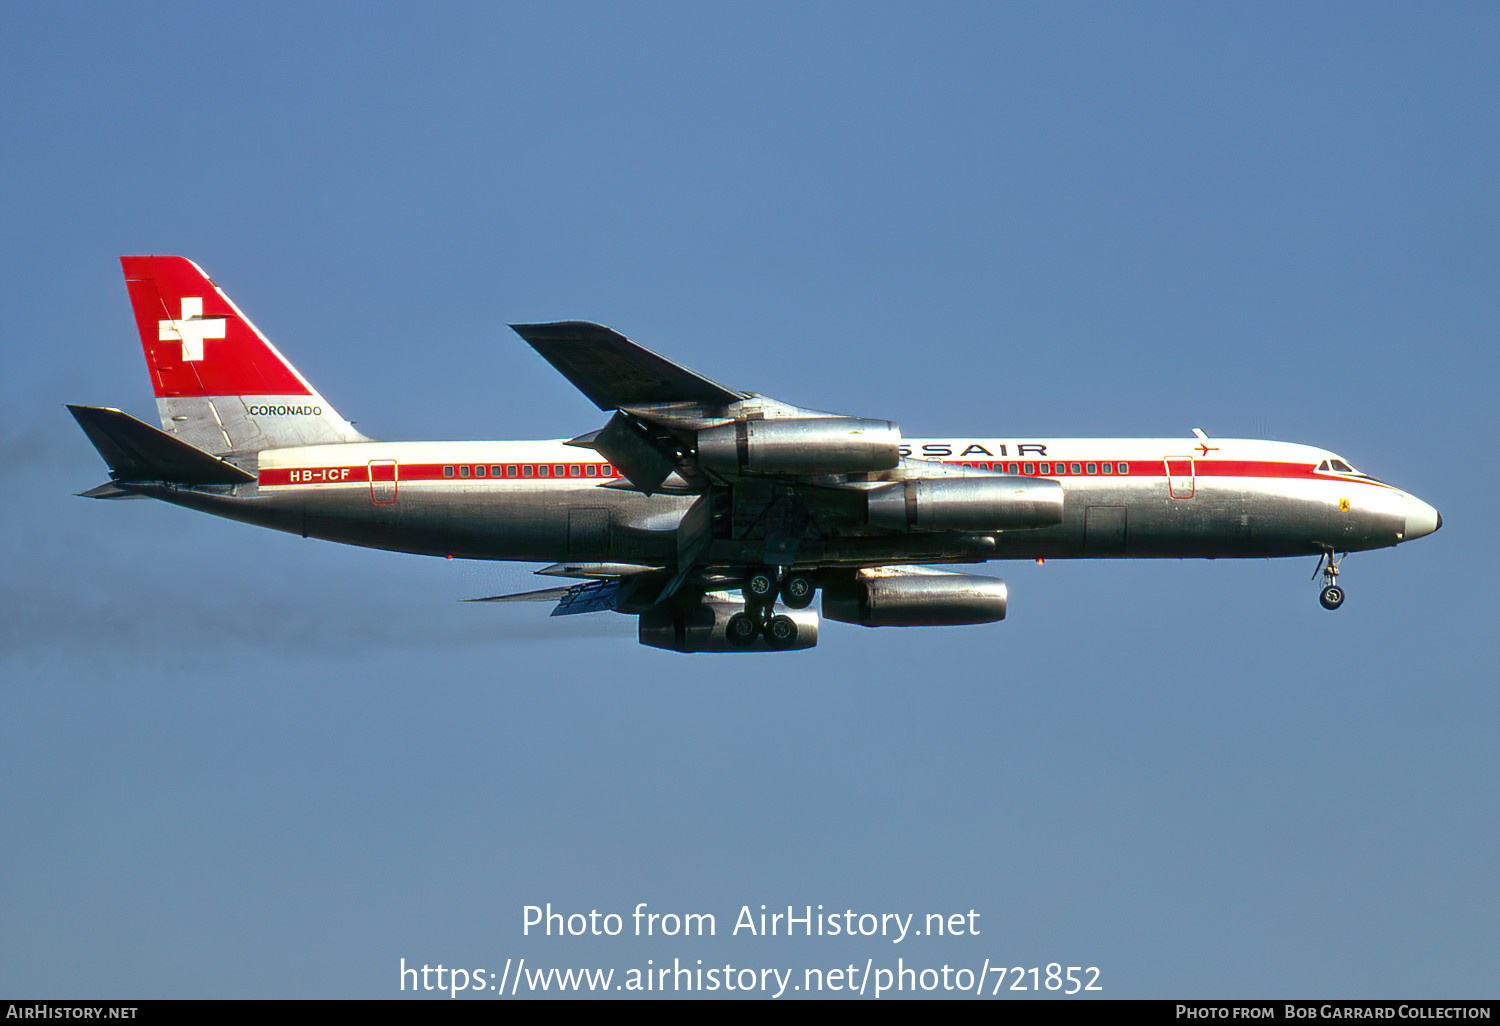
[121,256,366,453]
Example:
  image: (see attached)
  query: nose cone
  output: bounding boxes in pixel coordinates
[1404,496,1442,541]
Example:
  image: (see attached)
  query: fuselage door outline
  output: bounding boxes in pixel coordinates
[1164,455,1196,499]
[369,459,398,505]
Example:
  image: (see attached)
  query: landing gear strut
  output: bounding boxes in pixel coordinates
[1313,549,1346,610]
[736,567,817,644]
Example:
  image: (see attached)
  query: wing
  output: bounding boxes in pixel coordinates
[510,322,744,411]
[511,321,904,499]
[467,563,707,617]
[493,321,1052,652]
[467,579,630,616]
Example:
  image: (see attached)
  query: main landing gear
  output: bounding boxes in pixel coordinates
[1312,549,1346,610]
[726,567,817,647]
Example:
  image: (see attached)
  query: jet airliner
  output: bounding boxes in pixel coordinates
[70,256,1441,652]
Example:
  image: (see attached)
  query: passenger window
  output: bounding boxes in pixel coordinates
[1071,463,1081,474]
[1102,463,1113,474]
[538,466,550,477]
[1086,463,1097,474]
[1040,463,1051,474]
[475,466,486,477]
[602,464,614,476]
[506,465,517,477]
[1008,463,1019,474]
[1117,463,1129,474]
[459,465,470,477]
[491,465,502,476]
[554,465,566,477]
[443,466,454,478]
[585,465,598,477]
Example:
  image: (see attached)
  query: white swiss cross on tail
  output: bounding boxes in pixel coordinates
[158,297,226,362]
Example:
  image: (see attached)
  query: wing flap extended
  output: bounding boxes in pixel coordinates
[467,579,629,616]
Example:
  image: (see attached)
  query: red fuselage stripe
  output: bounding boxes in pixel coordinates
[259,458,1365,486]
[260,462,621,485]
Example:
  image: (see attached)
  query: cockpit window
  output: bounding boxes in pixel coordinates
[1317,458,1359,474]
[1316,455,1381,483]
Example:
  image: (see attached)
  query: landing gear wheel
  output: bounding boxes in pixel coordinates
[744,570,777,605]
[1312,550,1347,611]
[726,612,759,647]
[780,574,815,609]
[765,615,798,648]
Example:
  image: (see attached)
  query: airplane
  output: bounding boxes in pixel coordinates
[69,256,1442,652]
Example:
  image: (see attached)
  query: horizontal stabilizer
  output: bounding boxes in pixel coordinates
[511,321,743,411]
[68,405,255,485]
[77,481,143,499]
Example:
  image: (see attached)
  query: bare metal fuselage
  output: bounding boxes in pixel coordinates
[134,436,1425,570]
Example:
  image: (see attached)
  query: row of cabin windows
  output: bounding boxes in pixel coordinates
[957,461,1130,476]
[443,463,617,479]
[440,461,1132,479]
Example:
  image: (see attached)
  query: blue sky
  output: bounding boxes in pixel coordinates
[2,2,1495,999]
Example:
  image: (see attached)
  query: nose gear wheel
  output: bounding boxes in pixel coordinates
[1312,549,1347,610]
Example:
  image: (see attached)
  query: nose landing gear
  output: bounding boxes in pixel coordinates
[1313,549,1346,610]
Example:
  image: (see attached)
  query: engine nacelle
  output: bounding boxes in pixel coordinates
[823,570,1008,627]
[638,597,819,653]
[697,418,901,476]
[866,476,1064,532]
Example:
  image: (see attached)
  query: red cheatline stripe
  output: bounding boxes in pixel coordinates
[260,462,621,485]
[260,457,1381,486]
[944,459,1330,479]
